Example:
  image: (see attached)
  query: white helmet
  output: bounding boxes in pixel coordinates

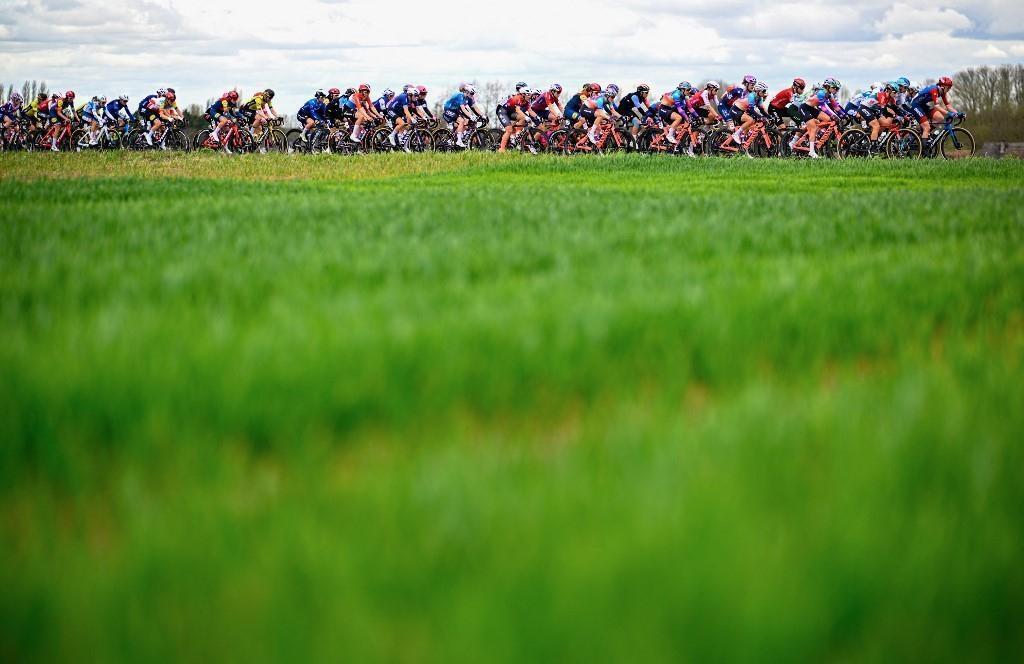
[464,84,476,95]
[705,80,720,90]
[753,82,768,94]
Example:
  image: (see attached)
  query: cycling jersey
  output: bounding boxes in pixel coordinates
[584,94,613,113]
[769,88,796,110]
[49,99,74,120]
[207,98,236,118]
[911,85,949,110]
[0,100,21,120]
[326,97,351,120]
[415,98,434,119]
[531,91,559,113]
[350,91,372,111]
[386,93,414,121]
[617,92,648,118]
[563,93,585,120]
[297,98,326,121]
[444,92,469,112]
[104,100,131,122]
[242,94,271,112]
[503,93,529,112]
[660,89,688,113]
[82,100,104,121]
[138,94,159,114]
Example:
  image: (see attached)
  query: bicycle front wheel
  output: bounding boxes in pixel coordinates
[838,128,871,159]
[940,127,975,159]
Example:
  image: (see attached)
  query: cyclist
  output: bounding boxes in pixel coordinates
[718,75,757,127]
[731,81,770,153]
[687,81,722,127]
[617,84,651,137]
[81,95,107,146]
[136,88,167,146]
[658,82,692,145]
[582,84,621,146]
[205,90,240,148]
[412,86,435,126]
[296,90,328,142]
[22,93,49,129]
[104,95,132,130]
[0,92,23,134]
[793,77,842,158]
[386,86,421,152]
[911,76,960,137]
[443,84,486,148]
[161,89,184,125]
[374,88,395,114]
[348,84,382,143]
[531,83,564,134]
[562,83,595,130]
[241,89,279,138]
[324,87,348,128]
[768,78,805,126]
[45,91,76,150]
[496,86,532,152]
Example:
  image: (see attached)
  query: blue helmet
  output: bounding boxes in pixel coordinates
[896,77,910,88]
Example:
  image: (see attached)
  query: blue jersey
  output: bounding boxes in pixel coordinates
[83,101,103,117]
[912,85,947,109]
[299,98,325,120]
[444,92,467,112]
[387,93,413,113]
[137,94,158,113]
[564,93,585,117]
[340,96,357,110]
[105,99,128,118]
[373,96,391,113]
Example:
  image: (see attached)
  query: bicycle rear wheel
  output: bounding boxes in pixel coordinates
[838,128,871,159]
[939,127,975,159]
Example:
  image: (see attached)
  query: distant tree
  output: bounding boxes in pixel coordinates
[950,64,1024,144]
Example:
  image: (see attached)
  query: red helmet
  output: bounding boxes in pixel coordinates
[65,90,75,99]
[417,85,427,96]
[358,83,370,93]
[328,87,341,96]
[792,78,805,89]
[227,90,239,101]
[589,82,601,92]
[938,76,953,88]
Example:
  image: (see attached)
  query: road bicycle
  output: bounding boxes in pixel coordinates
[707,120,781,157]
[126,118,189,151]
[72,121,124,151]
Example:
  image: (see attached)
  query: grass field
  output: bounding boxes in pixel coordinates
[2,152,1023,662]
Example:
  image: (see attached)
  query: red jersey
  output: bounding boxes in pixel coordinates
[769,88,795,109]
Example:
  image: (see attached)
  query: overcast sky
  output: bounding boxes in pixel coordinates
[1,0,1022,113]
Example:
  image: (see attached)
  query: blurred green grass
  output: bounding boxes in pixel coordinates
[1,153,1023,662]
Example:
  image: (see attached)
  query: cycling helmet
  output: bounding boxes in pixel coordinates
[382,88,395,98]
[896,77,910,88]
[589,82,601,92]
[908,81,920,93]
[742,74,757,85]
[677,81,692,91]
[938,76,953,88]
[226,91,239,101]
[464,84,476,95]
[753,82,768,94]
[358,83,370,93]
[706,80,720,90]
[156,88,167,96]
[97,95,107,104]
[550,83,562,93]
[870,81,882,90]
[824,77,841,90]
[314,89,326,98]
[810,82,822,92]
[408,87,420,97]
[344,87,356,96]
[605,84,619,97]
[166,87,175,94]
[515,81,528,92]
[403,83,415,92]
[65,90,75,99]
[328,87,341,96]
[792,78,805,89]
[10,92,22,104]
[119,94,129,102]
[165,91,176,101]
[37,93,47,100]
[417,85,427,96]
[637,84,650,93]
[884,81,897,92]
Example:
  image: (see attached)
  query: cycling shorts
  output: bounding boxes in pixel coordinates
[910,103,932,122]
[656,105,677,123]
[496,106,514,127]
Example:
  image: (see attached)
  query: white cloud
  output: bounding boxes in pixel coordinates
[875,3,972,34]
[738,4,863,40]
[974,44,1008,58]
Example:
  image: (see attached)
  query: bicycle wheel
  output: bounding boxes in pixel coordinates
[233,130,255,154]
[432,128,455,151]
[838,128,871,159]
[71,129,90,152]
[165,129,190,152]
[410,128,434,152]
[194,129,215,151]
[886,129,922,159]
[468,129,493,151]
[939,127,975,160]
[706,128,738,157]
[265,128,287,153]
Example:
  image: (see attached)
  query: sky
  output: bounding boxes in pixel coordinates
[1,0,1023,113]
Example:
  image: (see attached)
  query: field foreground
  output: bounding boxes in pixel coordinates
[2,153,1024,662]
